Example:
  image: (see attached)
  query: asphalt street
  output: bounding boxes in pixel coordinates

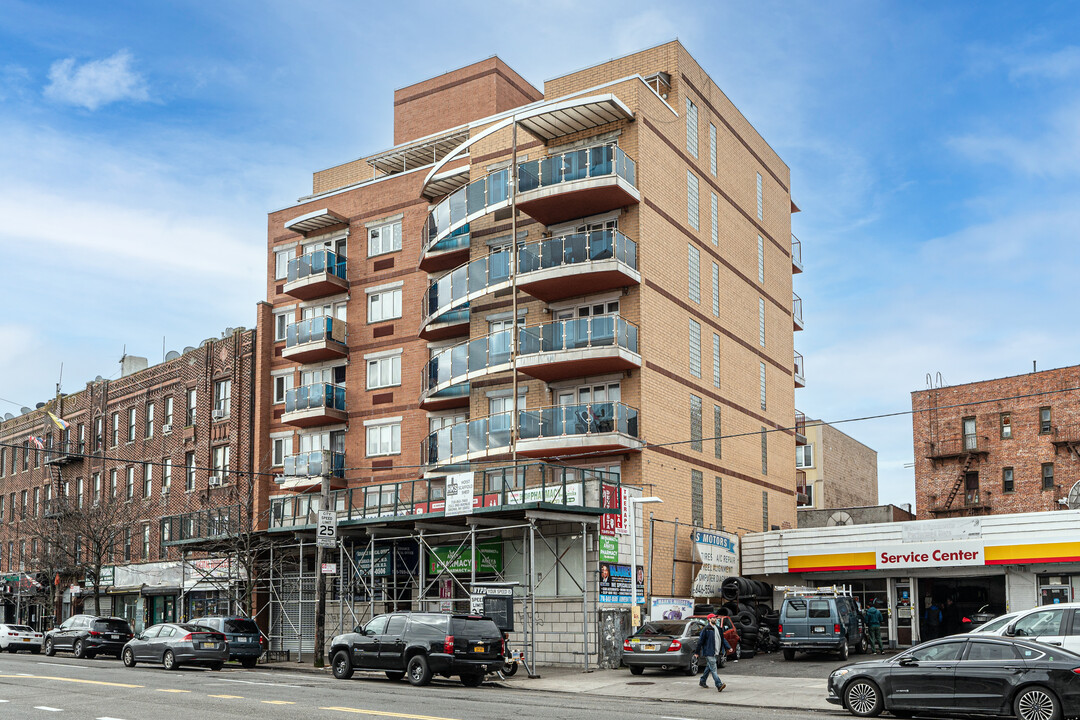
[0,651,838,720]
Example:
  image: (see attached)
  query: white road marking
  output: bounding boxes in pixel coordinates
[215,678,302,688]
[34,707,63,712]
[661,716,697,720]
[98,717,127,719]
[36,662,89,669]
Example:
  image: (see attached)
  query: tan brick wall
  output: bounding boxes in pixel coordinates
[817,422,878,508]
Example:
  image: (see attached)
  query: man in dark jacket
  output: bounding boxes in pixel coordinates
[692,615,729,692]
[924,600,942,640]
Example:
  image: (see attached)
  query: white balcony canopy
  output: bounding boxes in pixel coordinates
[284,208,348,235]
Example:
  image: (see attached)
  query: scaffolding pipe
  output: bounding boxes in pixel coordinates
[670,518,679,597]
[648,512,655,601]
[297,535,303,662]
[581,522,589,672]
[528,522,537,676]
[369,534,376,619]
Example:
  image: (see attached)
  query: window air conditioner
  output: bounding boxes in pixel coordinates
[162,423,172,434]
[212,410,225,421]
[208,476,223,488]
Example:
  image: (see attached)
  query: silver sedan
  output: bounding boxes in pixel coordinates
[122,623,228,671]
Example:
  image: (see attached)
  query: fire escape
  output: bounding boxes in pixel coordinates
[926,434,990,516]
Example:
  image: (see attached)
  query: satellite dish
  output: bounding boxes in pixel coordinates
[35,402,45,409]
[165,350,181,361]
[183,346,195,354]
[3,413,13,420]
[199,338,215,347]
[20,407,31,415]
[827,511,854,527]
[1064,481,1080,510]
[224,327,235,336]
[95,375,103,382]
[235,326,246,333]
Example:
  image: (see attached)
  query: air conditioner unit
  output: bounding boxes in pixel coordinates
[212,410,225,421]
[208,476,223,488]
[162,423,172,434]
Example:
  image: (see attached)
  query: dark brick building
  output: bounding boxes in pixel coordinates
[911,364,1080,519]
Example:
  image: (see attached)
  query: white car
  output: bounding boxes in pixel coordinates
[967,602,1080,653]
[0,624,43,653]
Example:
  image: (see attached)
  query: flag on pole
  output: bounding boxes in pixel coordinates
[47,412,70,431]
[29,436,45,450]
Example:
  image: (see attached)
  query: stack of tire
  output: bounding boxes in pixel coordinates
[715,577,774,658]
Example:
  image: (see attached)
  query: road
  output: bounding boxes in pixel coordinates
[0,651,831,720]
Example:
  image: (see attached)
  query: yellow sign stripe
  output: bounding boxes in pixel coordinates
[320,707,462,720]
[0,674,142,689]
[985,542,1080,564]
[787,551,877,572]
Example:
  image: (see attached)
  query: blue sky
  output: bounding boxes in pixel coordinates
[1,1,1078,508]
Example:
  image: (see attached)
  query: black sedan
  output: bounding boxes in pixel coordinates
[827,636,1080,720]
[622,619,708,675]
[121,623,228,671]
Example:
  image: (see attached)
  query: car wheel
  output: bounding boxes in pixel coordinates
[629,665,644,675]
[332,650,353,680]
[839,639,849,661]
[782,648,796,661]
[858,636,869,655]
[123,648,137,668]
[407,655,433,686]
[44,639,55,657]
[385,671,405,681]
[844,679,883,717]
[208,662,224,671]
[1014,686,1061,720]
[73,639,86,659]
[460,673,484,687]
[163,650,178,671]
[241,657,258,669]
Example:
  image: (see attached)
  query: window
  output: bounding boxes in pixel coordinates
[0,448,5,477]
[367,354,401,389]
[76,479,83,508]
[758,236,765,284]
[1000,412,1011,439]
[690,395,702,451]
[162,459,171,493]
[712,334,721,388]
[967,641,1021,662]
[714,406,722,459]
[145,402,154,438]
[709,192,719,246]
[367,421,401,457]
[110,469,118,498]
[756,172,763,221]
[275,312,289,341]
[760,362,767,410]
[142,523,150,560]
[963,416,977,450]
[275,247,296,280]
[368,287,402,323]
[714,476,723,528]
[1040,407,1052,434]
[186,388,196,426]
[688,245,700,302]
[368,220,402,257]
[273,374,294,404]
[95,416,103,450]
[33,487,40,516]
[796,444,814,468]
[762,491,769,531]
[761,427,768,475]
[1002,467,1014,493]
[111,412,119,447]
[143,463,152,498]
[164,397,173,427]
[214,379,231,418]
[1013,608,1064,638]
[709,123,717,175]
[689,319,701,378]
[127,407,136,441]
[272,436,293,467]
[685,97,698,157]
[687,171,699,230]
[0,496,4,522]
[126,467,135,501]
[213,445,230,481]
[759,298,766,347]
[159,519,171,559]
[123,527,132,562]
[1042,463,1055,491]
[691,470,703,526]
[711,263,720,316]
[185,452,196,492]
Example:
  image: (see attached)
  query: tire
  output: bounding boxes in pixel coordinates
[332,650,353,680]
[407,654,433,686]
[629,665,644,675]
[73,639,86,659]
[783,648,796,661]
[858,636,869,655]
[163,650,178,671]
[385,671,405,681]
[735,611,755,628]
[740,643,757,659]
[123,648,137,667]
[1014,686,1062,720]
[460,673,484,687]
[500,661,518,677]
[241,657,258,669]
[44,639,55,657]
[684,655,700,675]
[839,639,849,660]
[844,679,883,717]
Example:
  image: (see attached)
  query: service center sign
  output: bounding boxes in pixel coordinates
[877,541,984,570]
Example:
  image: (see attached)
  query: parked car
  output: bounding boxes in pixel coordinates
[44,615,133,659]
[965,610,1022,636]
[971,602,1080,653]
[689,615,743,660]
[191,615,263,668]
[0,624,42,654]
[827,635,1080,719]
[779,592,867,660]
[121,622,228,671]
[328,612,503,687]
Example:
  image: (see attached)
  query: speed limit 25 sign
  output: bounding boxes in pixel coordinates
[316,510,337,548]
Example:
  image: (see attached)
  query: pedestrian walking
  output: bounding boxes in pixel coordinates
[693,614,729,692]
[923,599,942,641]
[865,600,884,654]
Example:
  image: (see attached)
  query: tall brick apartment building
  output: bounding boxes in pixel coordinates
[911,364,1080,519]
[258,42,802,662]
[0,331,257,630]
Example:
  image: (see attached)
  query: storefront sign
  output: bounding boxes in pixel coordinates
[600,484,622,536]
[599,537,619,563]
[650,597,694,621]
[428,540,503,575]
[691,528,739,597]
[354,543,419,577]
[616,488,631,536]
[599,562,644,604]
[877,541,984,569]
[902,517,981,543]
[84,567,114,586]
[187,558,232,578]
[444,472,476,517]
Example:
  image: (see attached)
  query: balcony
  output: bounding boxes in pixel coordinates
[794,351,806,388]
[282,317,348,364]
[791,235,804,274]
[796,471,811,507]
[420,317,641,408]
[421,144,638,268]
[792,293,804,331]
[420,229,639,338]
[277,450,346,491]
[925,435,990,460]
[162,505,240,545]
[421,402,641,470]
[283,249,348,300]
[269,462,621,530]
[44,440,85,466]
[795,411,807,446]
[1052,424,1080,447]
[281,383,347,428]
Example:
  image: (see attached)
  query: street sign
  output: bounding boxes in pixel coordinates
[321,563,337,575]
[316,510,337,549]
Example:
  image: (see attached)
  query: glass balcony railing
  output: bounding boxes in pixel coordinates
[791,235,803,270]
[286,248,347,284]
[794,351,806,384]
[422,144,637,260]
[282,450,345,479]
[421,229,638,328]
[422,317,640,397]
[285,316,347,349]
[422,402,640,467]
[284,383,346,414]
[163,505,240,544]
[793,293,803,326]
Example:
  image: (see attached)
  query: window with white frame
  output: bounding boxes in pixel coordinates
[367,353,401,389]
[186,388,196,426]
[274,312,290,341]
[688,245,700,303]
[686,98,699,158]
[709,123,717,175]
[214,379,231,417]
[756,172,763,221]
[272,436,293,467]
[273,374,294,404]
[143,463,152,498]
[368,287,402,323]
[689,319,702,378]
[796,443,814,468]
[368,220,402,257]
[127,407,136,442]
[687,171,699,230]
[164,397,173,427]
[212,445,230,480]
[110,469,118,498]
[145,402,154,438]
[126,466,135,501]
[162,459,171,493]
[275,247,296,280]
[758,235,765,284]
[760,362,767,411]
[759,298,766,347]
[185,452,195,492]
[710,193,718,246]
[366,420,401,457]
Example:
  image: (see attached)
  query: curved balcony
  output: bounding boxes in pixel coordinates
[282,383,347,428]
[420,144,638,268]
[419,317,641,409]
[420,229,639,337]
[282,317,348,364]
[283,249,348,300]
[421,402,642,470]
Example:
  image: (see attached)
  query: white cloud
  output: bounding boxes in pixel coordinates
[44,50,149,110]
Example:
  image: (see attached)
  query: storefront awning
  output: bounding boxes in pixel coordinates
[106,585,144,595]
[142,585,180,596]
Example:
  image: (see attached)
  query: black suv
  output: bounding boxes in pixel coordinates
[44,615,134,659]
[329,612,503,686]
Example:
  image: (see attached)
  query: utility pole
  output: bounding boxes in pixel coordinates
[313,453,332,667]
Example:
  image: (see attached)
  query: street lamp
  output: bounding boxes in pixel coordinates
[628,496,662,632]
